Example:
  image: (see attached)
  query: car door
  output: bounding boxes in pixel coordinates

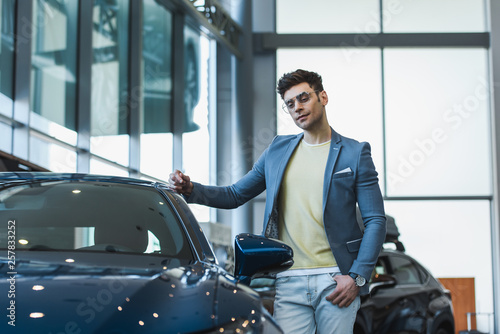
[368,253,429,334]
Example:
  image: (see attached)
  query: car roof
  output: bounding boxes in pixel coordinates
[0,171,156,187]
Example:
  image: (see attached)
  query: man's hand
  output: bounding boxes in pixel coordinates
[168,170,194,196]
[325,274,360,308]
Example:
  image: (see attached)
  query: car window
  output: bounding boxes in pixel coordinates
[369,256,390,282]
[388,255,423,285]
[415,262,430,282]
[0,180,194,260]
[374,258,389,275]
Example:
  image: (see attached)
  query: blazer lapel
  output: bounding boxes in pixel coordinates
[323,129,342,211]
[271,133,303,201]
[264,133,303,238]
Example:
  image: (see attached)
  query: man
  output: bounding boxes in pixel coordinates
[169,69,386,333]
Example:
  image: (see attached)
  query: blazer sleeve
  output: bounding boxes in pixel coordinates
[185,146,268,209]
[349,142,387,280]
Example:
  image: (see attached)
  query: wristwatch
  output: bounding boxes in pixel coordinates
[349,273,366,287]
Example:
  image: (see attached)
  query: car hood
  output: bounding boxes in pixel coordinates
[0,251,262,333]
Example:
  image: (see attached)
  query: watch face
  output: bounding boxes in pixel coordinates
[356,275,366,287]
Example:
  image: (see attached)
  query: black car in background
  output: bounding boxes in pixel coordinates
[354,249,455,334]
[251,214,455,334]
[0,172,293,333]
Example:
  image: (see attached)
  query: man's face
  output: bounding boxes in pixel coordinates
[283,82,327,131]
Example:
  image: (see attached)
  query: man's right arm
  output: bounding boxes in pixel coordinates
[168,145,269,209]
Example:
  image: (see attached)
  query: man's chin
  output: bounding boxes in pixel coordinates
[294,120,311,130]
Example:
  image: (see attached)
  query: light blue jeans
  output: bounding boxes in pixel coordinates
[273,273,361,334]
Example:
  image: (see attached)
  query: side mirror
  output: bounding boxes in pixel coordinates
[369,274,397,294]
[234,233,293,284]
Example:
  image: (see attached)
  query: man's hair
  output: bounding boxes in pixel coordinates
[276,69,324,99]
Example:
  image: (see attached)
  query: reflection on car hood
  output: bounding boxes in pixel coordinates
[0,251,261,333]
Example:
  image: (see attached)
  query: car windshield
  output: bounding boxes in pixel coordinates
[0,180,193,260]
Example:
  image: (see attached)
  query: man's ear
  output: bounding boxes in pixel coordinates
[319,90,328,106]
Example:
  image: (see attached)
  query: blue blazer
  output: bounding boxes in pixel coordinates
[187,129,386,295]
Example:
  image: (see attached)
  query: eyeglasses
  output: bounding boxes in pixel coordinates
[282,90,320,113]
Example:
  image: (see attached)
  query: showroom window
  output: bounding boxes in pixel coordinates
[29,0,78,171]
[384,48,491,197]
[276,0,380,34]
[30,134,77,172]
[90,157,128,177]
[0,0,14,154]
[381,0,486,33]
[30,0,78,135]
[140,0,174,180]
[0,121,10,154]
[90,0,130,169]
[0,0,14,119]
[277,0,486,34]
[182,25,212,222]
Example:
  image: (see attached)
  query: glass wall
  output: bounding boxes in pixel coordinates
[381,0,486,33]
[276,0,380,34]
[277,0,487,34]
[30,0,78,144]
[0,122,11,153]
[90,157,128,177]
[384,48,491,197]
[0,0,14,155]
[0,0,14,119]
[90,0,130,168]
[140,0,173,180]
[1,0,217,224]
[28,0,78,171]
[182,26,211,222]
[29,135,76,172]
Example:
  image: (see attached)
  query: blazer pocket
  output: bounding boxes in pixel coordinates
[332,171,354,179]
[346,238,362,253]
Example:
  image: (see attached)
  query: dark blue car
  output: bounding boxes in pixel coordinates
[0,172,293,333]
